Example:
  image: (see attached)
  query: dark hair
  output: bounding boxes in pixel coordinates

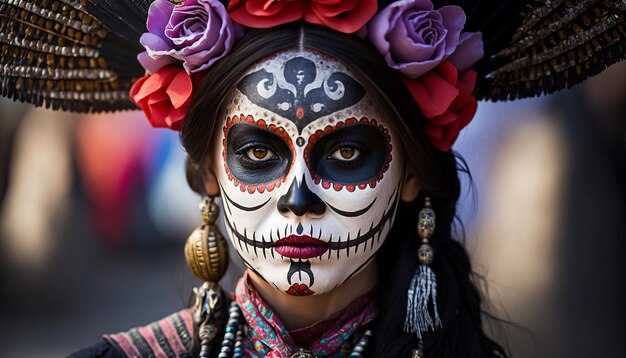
[182,24,506,357]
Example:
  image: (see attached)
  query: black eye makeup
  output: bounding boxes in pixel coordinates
[329,146,361,162]
[234,143,278,168]
[306,121,391,187]
[225,121,293,186]
[247,147,275,161]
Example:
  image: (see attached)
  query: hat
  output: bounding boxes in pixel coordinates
[0,0,623,143]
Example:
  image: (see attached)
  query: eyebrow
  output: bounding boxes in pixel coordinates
[223,114,294,146]
[303,117,390,149]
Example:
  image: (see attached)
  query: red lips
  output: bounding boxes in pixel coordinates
[274,235,328,259]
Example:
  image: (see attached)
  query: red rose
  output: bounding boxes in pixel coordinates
[130,66,197,130]
[228,0,377,34]
[402,61,478,151]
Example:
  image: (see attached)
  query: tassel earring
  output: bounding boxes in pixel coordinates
[185,196,230,358]
[405,197,441,352]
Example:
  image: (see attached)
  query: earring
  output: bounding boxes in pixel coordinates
[185,196,229,283]
[405,197,441,351]
[184,196,229,357]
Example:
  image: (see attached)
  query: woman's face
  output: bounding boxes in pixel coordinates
[213,48,405,295]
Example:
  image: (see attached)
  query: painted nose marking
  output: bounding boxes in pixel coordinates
[277,175,326,217]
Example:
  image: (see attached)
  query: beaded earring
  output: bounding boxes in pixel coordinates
[185,196,230,357]
[404,197,441,356]
[185,196,229,282]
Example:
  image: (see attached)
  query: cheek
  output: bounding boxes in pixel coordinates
[214,140,276,215]
[311,130,403,222]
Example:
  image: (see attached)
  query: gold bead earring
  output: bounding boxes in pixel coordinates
[184,196,230,356]
[184,196,229,283]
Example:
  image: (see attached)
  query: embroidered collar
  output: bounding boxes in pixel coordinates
[235,272,377,357]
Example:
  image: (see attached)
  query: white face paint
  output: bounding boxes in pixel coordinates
[214,49,403,296]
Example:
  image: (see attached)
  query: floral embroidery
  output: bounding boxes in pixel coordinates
[235,272,377,357]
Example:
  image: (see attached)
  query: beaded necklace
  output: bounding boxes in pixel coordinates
[213,301,373,358]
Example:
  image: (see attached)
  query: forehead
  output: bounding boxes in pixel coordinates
[225,48,388,136]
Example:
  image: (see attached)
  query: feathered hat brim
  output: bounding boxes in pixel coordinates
[0,0,624,112]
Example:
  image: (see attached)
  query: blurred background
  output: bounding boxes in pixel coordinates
[0,62,623,357]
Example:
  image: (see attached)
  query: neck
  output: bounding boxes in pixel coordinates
[247,259,378,330]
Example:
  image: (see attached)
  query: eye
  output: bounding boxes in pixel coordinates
[329,147,360,161]
[245,146,277,161]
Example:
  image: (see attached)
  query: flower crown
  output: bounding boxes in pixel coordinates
[130,0,484,151]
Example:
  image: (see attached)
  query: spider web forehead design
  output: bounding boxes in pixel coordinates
[236,52,366,133]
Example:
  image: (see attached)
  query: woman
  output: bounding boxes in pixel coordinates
[73,24,499,357]
[1,0,623,357]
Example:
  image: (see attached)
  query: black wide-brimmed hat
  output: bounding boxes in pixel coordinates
[0,0,624,112]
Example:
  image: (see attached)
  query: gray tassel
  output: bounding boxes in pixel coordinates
[404,264,441,338]
[405,197,440,339]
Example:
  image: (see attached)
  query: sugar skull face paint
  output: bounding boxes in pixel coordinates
[214,49,404,296]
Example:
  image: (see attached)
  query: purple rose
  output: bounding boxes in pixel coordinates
[448,31,484,72]
[368,0,482,78]
[138,0,242,74]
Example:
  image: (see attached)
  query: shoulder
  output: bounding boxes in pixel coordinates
[69,309,195,358]
[67,341,122,358]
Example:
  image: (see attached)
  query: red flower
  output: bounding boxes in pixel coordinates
[402,61,478,151]
[130,66,198,130]
[227,0,377,34]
